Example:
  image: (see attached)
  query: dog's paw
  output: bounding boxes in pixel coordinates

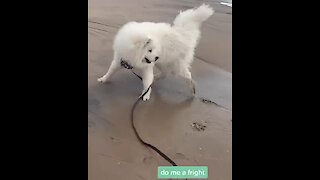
[142,88,152,101]
[97,76,107,83]
[142,94,150,101]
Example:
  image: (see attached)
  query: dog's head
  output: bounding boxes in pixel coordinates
[131,36,161,63]
[138,37,160,64]
[113,22,161,64]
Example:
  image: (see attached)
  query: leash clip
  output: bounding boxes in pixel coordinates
[120,59,133,69]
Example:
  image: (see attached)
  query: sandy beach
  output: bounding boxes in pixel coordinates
[88,0,232,179]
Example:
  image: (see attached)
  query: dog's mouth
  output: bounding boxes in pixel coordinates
[144,57,151,64]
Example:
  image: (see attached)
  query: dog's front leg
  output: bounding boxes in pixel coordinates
[141,66,154,101]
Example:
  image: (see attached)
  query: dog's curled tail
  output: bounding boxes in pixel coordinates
[173,4,214,29]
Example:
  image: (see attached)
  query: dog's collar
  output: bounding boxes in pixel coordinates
[120,58,133,69]
[121,57,153,70]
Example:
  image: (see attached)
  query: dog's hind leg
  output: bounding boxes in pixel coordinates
[180,67,196,96]
[154,64,165,81]
[97,59,121,83]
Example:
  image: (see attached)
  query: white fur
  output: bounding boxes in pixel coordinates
[98,4,214,101]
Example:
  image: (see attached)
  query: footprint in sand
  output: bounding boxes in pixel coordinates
[142,156,155,165]
[174,153,189,160]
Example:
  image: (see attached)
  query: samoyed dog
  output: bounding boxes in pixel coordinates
[98,4,214,101]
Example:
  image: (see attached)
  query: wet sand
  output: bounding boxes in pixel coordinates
[88,0,232,179]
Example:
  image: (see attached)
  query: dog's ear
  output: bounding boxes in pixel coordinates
[133,36,151,48]
[143,38,151,48]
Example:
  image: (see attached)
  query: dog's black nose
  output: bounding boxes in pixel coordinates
[155,56,159,61]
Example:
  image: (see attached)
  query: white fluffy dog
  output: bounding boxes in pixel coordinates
[98,4,214,101]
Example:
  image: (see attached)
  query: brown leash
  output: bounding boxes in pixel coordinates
[122,59,228,180]
[120,58,178,166]
[130,71,178,166]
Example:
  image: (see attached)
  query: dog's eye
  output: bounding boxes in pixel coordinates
[148,49,152,53]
